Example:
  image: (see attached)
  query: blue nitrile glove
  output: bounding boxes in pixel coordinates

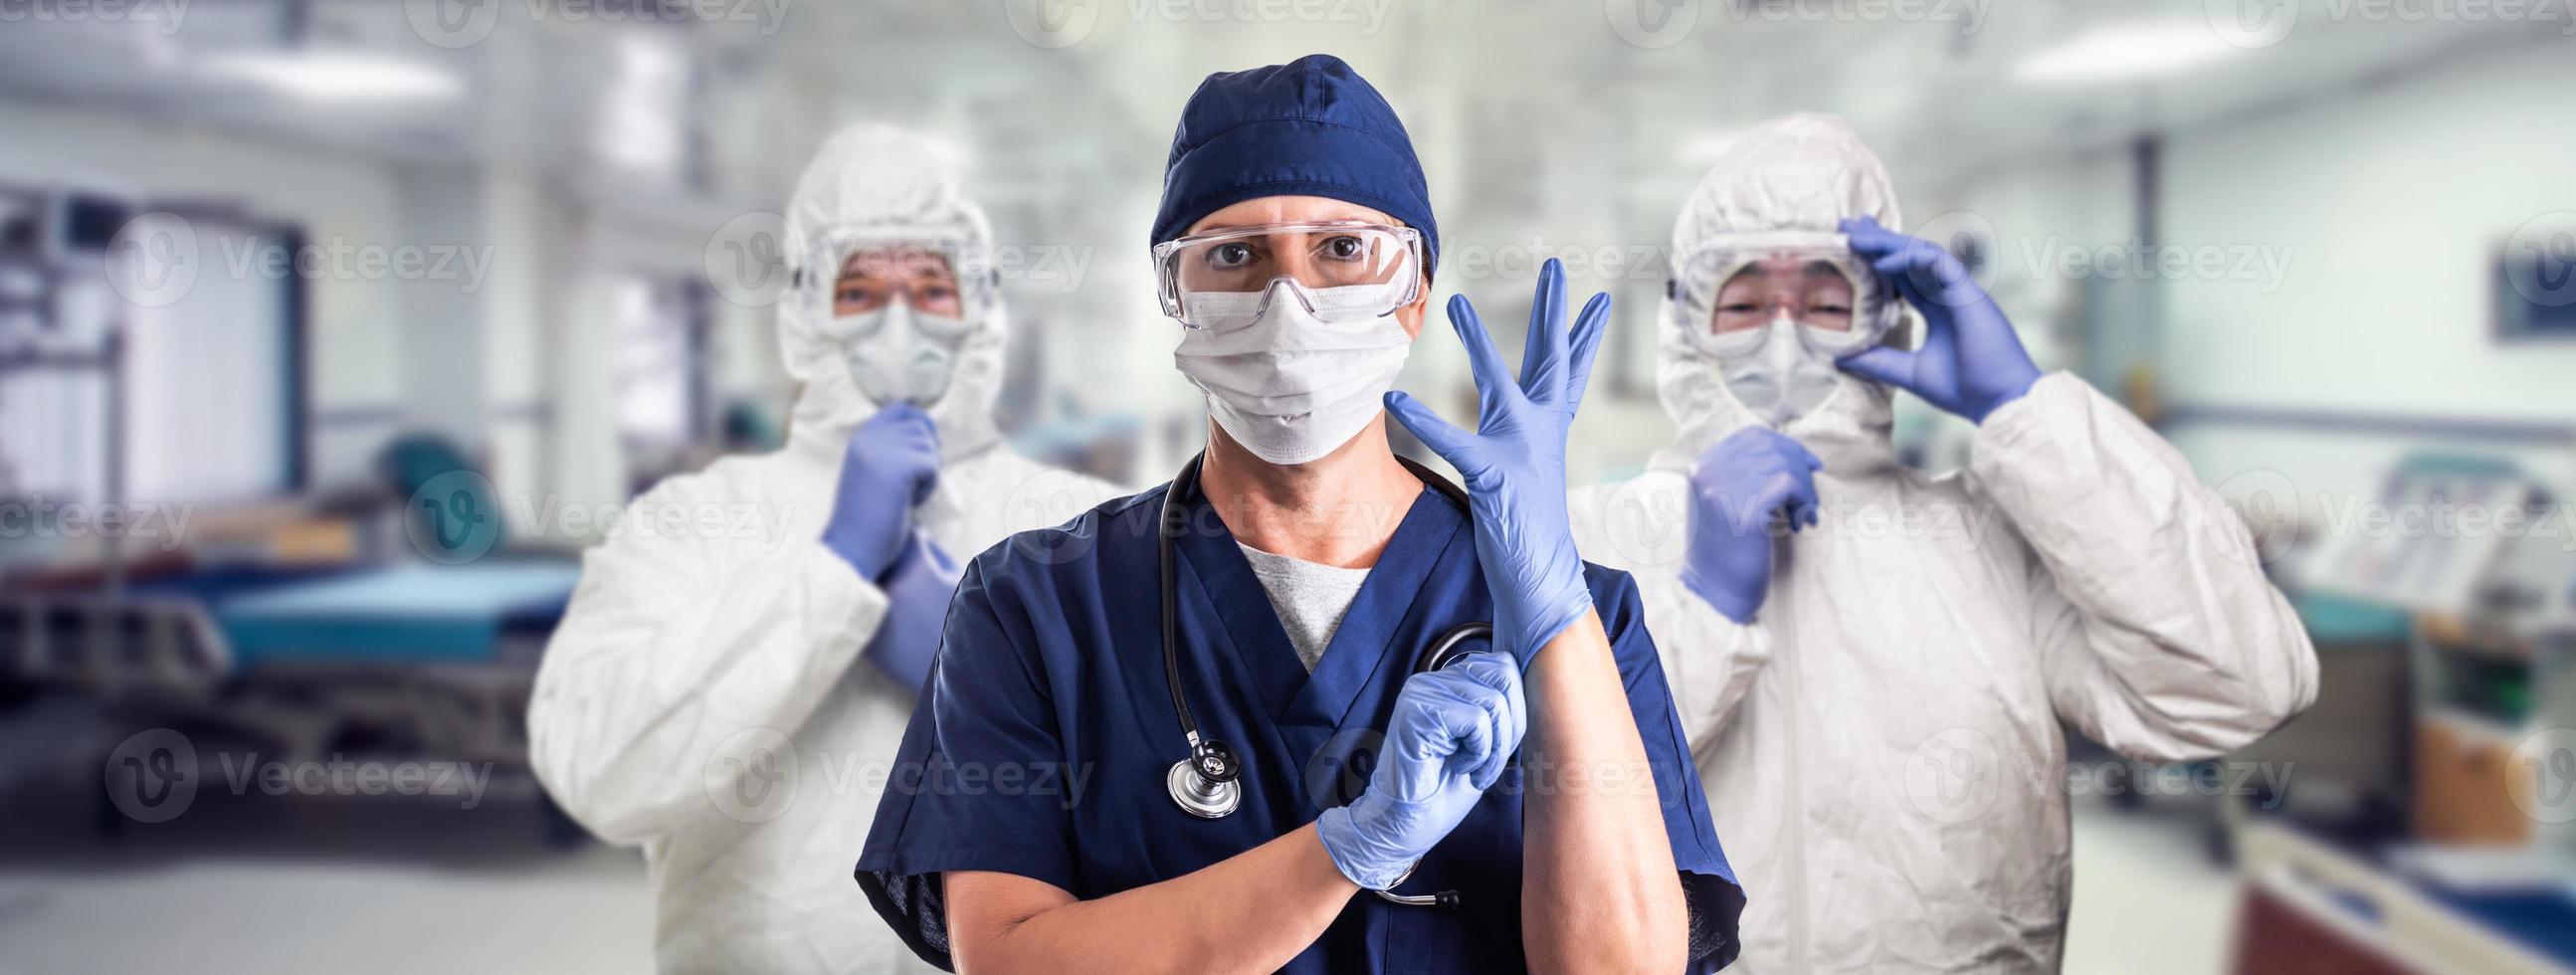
[862,530,961,692]
[1315,653,1525,889]
[1834,216,2042,424]
[820,403,940,580]
[1384,259,1610,662]
[1682,428,1823,625]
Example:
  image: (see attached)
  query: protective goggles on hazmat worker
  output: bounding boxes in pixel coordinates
[792,226,999,408]
[1667,229,1909,427]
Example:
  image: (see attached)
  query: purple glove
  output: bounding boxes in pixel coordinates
[821,403,940,580]
[1682,428,1821,625]
[862,531,961,692]
[1315,653,1525,889]
[1834,216,2042,424]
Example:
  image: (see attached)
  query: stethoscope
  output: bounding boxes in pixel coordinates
[1158,452,1489,908]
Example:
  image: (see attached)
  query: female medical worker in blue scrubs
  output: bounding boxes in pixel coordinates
[859,55,1742,973]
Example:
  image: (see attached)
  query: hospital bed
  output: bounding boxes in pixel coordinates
[3,557,583,842]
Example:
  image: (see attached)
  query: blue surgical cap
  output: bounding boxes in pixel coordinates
[1151,54,1439,270]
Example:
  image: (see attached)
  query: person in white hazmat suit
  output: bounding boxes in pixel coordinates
[1565,113,2319,973]
[527,122,1115,973]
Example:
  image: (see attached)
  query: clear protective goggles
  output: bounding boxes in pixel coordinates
[794,227,998,322]
[1152,221,1424,330]
[1670,231,1901,359]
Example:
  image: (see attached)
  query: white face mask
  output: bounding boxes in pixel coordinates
[1722,315,1845,427]
[839,300,977,407]
[1172,281,1414,466]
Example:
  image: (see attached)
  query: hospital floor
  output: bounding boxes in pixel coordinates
[0,793,2227,974]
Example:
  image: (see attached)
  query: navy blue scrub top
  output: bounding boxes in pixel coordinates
[857,481,1744,973]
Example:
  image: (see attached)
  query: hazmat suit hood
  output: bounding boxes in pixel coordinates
[779,121,1007,462]
[1652,113,1901,475]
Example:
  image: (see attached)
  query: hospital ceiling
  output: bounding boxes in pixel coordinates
[0,0,2544,214]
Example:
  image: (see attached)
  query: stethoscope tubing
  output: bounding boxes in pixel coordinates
[1156,451,1488,907]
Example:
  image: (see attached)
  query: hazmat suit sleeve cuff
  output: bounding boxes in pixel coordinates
[798,536,894,643]
[1966,371,2085,466]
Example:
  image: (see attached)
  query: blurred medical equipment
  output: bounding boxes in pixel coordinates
[2227,449,2576,975]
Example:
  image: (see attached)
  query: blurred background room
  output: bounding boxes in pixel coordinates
[0,1,2572,972]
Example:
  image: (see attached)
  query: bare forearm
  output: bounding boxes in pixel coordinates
[948,825,1358,975]
[1520,611,1687,973]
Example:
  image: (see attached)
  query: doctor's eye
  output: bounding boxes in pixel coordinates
[1205,242,1258,270]
[1317,235,1367,262]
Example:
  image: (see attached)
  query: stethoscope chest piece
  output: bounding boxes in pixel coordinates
[1166,743,1242,819]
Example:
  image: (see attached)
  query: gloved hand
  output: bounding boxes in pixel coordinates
[1682,428,1822,625]
[861,531,962,692]
[1834,216,2042,424]
[1385,259,1609,662]
[821,403,941,580]
[1315,653,1524,889]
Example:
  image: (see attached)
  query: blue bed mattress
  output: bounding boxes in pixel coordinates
[206,561,582,669]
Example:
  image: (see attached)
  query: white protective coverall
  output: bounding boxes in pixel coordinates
[1565,114,2318,974]
[527,122,1116,973]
